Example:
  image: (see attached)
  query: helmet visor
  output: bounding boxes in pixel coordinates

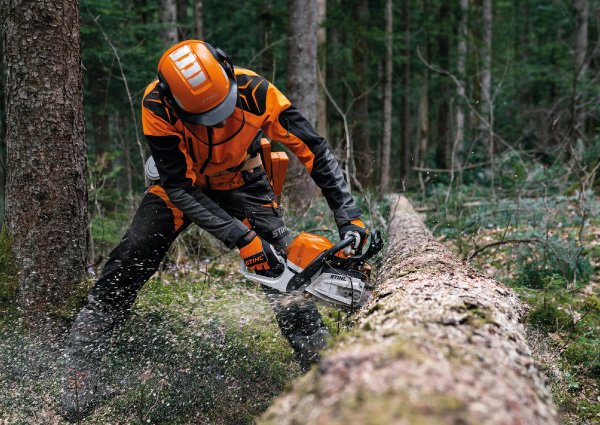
[176,78,238,126]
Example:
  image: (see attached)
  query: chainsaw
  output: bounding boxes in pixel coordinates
[240,229,384,309]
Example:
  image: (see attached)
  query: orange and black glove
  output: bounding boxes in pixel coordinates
[237,231,284,271]
[338,219,369,254]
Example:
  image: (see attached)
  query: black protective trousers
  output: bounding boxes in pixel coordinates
[66,167,328,374]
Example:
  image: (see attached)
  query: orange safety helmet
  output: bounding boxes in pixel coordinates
[157,40,238,126]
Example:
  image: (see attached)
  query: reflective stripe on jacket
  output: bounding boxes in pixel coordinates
[141,67,361,248]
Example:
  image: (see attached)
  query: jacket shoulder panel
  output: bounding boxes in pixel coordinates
[142,80,178,126]
[236,71,269,117]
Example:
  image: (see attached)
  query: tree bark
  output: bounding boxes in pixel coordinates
[480,0,492,121]
[285,0,319,209]
[2,0,88,329]
[352,0,372,183]
[436,0,451,169]
[481,0,494,196]
[261,195,560,425]
[176,0,188,41]
[325,0,341,152]
[401,0,411,182]
[287,0,318,127]
[259,0,274,77]
[573,0,589,143]
[455,0,468,164]
[380,0,393,194]
[160,0,178,47]
[194,0,203,39]
[317,0,327,138]
[414,0,430,180]
[417,84,429,165]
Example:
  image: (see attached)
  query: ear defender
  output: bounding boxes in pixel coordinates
[203,42,235,80]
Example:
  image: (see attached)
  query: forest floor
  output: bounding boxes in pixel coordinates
[0,188,598,424]
[0,198,355,424]
[0,253,359,424]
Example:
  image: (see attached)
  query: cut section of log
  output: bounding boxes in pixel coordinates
[261,195,559,425]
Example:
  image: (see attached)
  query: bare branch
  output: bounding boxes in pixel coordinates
[85,5,147,182]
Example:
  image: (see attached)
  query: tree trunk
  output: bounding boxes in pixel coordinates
[261,195,560,425]
[160,0,178,47]
[573,0,589,143]
[436,0,451,169]
[415,0,430,179]
[2,0,88,330]
[417,84,429,165]
[455,0,468,167]
[194,0,203,39]
[259,0,274,77]
[176,0,188,41]
[352,0,372,183]
[480,0,492,121]
[285,0,319,209]
[325,0,341,152]
[287,0,318,126]
[317,0,327,138]
[380,0,393,194]
[481,0,494,196]
[401,0,411,182]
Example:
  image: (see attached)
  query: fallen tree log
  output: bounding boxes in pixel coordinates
[261,195,560,425]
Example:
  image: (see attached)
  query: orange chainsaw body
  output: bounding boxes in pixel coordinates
[286,232,347,269]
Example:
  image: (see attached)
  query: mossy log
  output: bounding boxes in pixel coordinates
[260,195,560,425]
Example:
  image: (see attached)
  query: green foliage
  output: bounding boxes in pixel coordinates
[527,303,572,333]
[563,338,600,379]
[514,241,593,289]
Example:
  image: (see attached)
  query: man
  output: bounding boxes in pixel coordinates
[62,40,366,420]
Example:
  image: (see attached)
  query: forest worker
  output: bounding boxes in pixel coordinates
[62,40,367,419]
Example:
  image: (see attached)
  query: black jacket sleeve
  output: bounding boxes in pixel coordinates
[277,107,362,225]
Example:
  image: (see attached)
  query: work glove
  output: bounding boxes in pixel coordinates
[338,219,368,255]
[237,231,284,272]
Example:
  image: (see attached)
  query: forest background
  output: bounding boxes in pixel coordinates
[0,0,599,424]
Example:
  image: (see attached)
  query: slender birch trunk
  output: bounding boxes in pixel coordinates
[160,0,178,46]
[194,0,203,39]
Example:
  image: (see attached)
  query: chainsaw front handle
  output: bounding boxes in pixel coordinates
[287,230,383,291]
[239,261,299,292]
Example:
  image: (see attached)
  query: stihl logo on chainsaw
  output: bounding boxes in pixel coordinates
[330,274,347,281]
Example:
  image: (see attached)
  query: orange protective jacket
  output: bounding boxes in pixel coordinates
[142,67,360,248]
